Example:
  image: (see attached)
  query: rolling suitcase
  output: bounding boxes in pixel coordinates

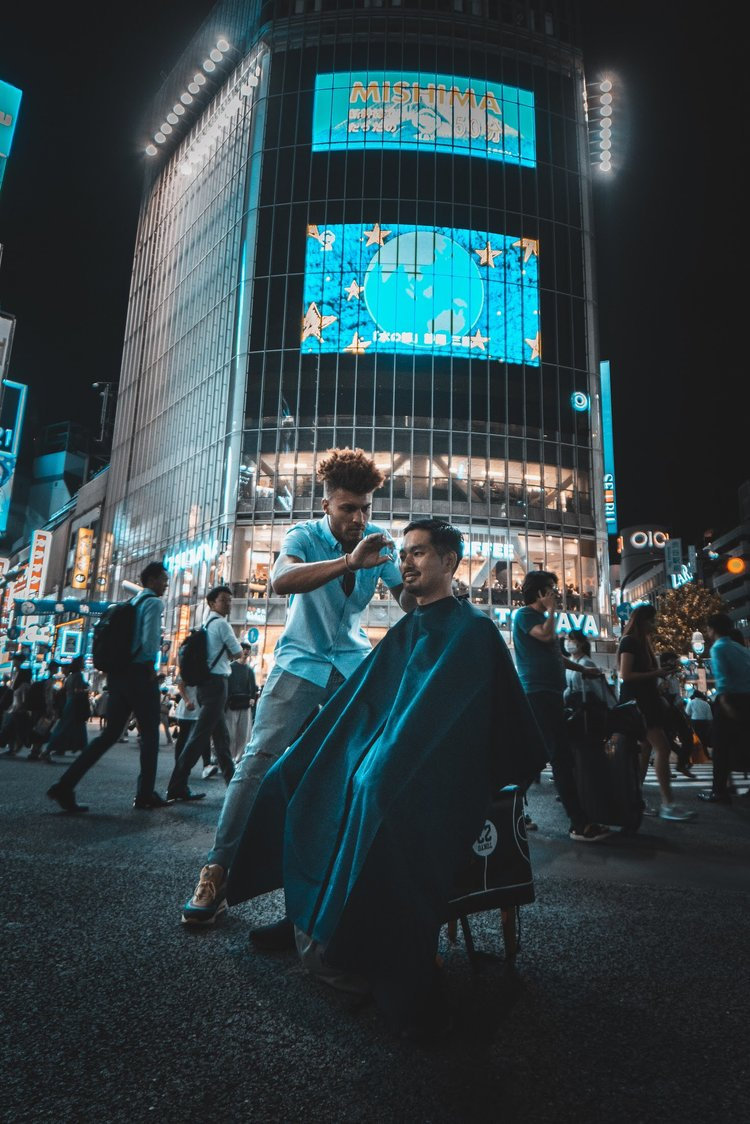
[567,686,645,832]
[445,784,535,966]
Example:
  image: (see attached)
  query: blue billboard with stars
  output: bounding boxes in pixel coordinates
[301,222,540,365]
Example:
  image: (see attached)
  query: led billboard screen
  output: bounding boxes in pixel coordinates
[312,71,536,167]
[301,222,540,364]
[0,379,27,535]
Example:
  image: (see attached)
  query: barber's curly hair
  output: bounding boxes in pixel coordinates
[317,447,385,496]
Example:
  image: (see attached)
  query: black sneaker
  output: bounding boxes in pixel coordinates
[166,789,206,803]
[133,792,172,810]
[47,783,88,814]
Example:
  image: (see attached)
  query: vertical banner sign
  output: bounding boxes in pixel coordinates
[0,311,16,380]
[25,530,52,599]
[664,538,682,576]
[600,360,618,532]
[0,80,23,191]
[71,527,94,590]
[11,562,28,600]
[0,379,27,535]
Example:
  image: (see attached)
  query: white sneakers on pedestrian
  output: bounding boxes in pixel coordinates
[659,803,697,822]
[201,764,219,779]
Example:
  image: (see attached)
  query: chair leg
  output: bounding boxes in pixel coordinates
[501,907,517,965]
[446,918,458,943]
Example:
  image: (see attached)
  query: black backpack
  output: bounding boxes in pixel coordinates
[178,620,223,687]
[92,601,137,673]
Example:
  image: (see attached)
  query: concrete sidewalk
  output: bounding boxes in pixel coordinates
[2,738,748,1123]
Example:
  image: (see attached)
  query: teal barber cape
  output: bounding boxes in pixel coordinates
[227,596,547,1027]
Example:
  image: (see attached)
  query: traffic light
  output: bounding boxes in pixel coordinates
[724,556,747,576]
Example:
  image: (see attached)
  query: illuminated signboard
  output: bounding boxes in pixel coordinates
[72,527,94,589]
[0,80,23,190]
[301,223,540,364]
[600,360,617,531]
[312,71,536,167]
[0,379,27,535]
[0,312,15,381]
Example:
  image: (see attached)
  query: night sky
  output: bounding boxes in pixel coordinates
[0,1,745,548]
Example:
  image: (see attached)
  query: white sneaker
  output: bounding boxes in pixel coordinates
[659,803,697,822]
[201,764,219,779]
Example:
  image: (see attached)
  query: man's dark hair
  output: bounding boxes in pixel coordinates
[521,570,558,605]
[140,560,168,586]
[207,584,232,605]
[402,519,464,570]
[707,612,733,637]
[317,447,385,496]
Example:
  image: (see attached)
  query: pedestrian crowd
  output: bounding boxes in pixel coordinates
[3,447,749,1041]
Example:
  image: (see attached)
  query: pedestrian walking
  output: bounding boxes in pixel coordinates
[512,571,610,843]
[27,660,62,761]
[172,679,215,779]
[165,585,243,802]
[685,689,713,757]
[46,560,170,813]
[0,654,33,756]
[42,656,90,759]
[697,612,750,804]
[617,604,696,821]
[225,643,258,763]
[180,446,411,933]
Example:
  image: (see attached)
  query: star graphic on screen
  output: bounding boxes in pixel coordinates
[474,242,502,268]
[302,302,337,342]
[525,331,542,361]
[469,329,489,350]
[343,332,371,354]
[363,223,392,247]
[345,280,363,300]
[513,237,539,263]
[307,225,325,243]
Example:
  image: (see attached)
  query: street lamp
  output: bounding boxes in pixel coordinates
[91,382,116,444]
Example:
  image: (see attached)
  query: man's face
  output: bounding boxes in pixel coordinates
[399,530,455,604]
[210,590,232,617]
[150,569,169,597]
[322,489,373,546]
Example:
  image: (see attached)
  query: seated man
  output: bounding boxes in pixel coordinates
[226,519,546,1038]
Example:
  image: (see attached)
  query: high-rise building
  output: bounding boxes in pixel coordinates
[97,0,613,675]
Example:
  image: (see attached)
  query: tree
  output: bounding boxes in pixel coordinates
[654,584,725,657]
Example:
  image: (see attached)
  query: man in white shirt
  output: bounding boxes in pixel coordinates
[166,585,242,802]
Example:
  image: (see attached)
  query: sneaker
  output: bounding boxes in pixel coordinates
[201,764,219,779]
[569,822,610,843]
[697,790,731,804]
[181,864,227,926]
[659,803,697,822]
[523,813,538,831]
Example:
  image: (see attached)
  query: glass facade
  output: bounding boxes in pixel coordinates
[97,0,612,680]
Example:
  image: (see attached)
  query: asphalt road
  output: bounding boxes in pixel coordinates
[2,729,748,1124]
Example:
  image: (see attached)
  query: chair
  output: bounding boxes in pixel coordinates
[445,785,535,969]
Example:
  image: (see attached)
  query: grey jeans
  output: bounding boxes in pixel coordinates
[207,663,345,872]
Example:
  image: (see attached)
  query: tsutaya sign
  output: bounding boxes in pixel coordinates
[494,606,599,638]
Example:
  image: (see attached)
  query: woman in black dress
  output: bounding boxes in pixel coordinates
[618,604,696,822]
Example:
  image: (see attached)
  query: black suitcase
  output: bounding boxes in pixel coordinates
[567,690,645,832]
[445,785,535,966]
